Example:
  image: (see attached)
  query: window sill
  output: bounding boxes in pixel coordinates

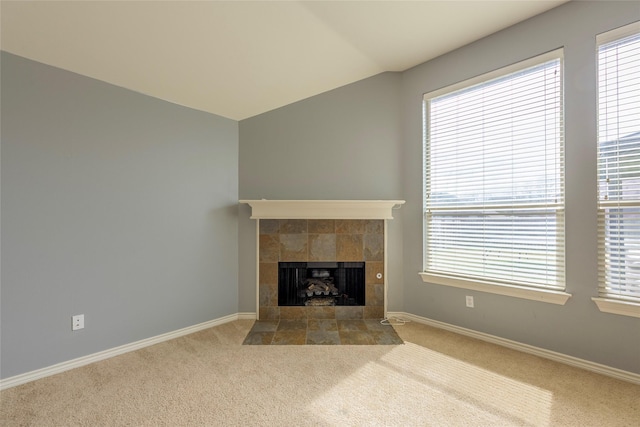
[419,272,571,305]
[592,297,640,318]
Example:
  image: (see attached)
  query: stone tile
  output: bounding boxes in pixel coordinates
[363,319,389,331]
[257,214,388,327]
[259,234,280,262]
[259,262,278,285]
[272,329,307,345]
[306,330,341,345]
[251,320,279,332]
[308,318,338,332]
[258,284,269,306]
[279,219,307,234]
[259,306,280,320]
[364,306,384,320]
[280,234,308,261]
[308,220,335,234]
[337,319,368,332]
[335,306,363,320]
[365,283,384,306]
[364,234,384,261]
[338,330,376,345]
[259,283,277,307]
[369,329,404,345]
[365,262,384,284]
[242,317,403,346]
[336,220,366,234]
[260,219,280,234]
[336,234,363,261]
[306,306,336,319]
[242,331,275,345]
[277,319,308,331]
[364,220,384,235]
[309,234,336,261]
[279,307,307,320]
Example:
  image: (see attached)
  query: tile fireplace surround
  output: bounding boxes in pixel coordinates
[240,200,405,321]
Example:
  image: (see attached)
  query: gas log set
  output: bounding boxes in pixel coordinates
[299,270,341,306]
[278,262,365,307]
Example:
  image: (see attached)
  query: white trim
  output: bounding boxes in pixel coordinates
[383,220,388,319]
[4,310,636,390]
[239,200,405,220]
[237,312,257,320]
[419,272,571,305]
[592,297,640,318]
[0,313,246,391]
[387,311,640,386]
[597,21,640,45]
[255,220,260,320]
[424,48,563,100]
[595,23,640,319]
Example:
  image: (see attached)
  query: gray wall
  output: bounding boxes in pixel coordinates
[239,1,639,374]
[401,1,640,373]
[1,53,239,379]
[2,0,638,381]
[238,73,404,313]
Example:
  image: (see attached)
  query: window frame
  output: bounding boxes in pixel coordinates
[419,49,571,305]
[593,21,640,318]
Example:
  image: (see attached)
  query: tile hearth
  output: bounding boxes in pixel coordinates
[242,318,403,345]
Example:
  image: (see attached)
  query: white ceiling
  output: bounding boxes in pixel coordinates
[1,1,568,120]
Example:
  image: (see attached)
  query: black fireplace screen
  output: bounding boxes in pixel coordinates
[278,262,365,306]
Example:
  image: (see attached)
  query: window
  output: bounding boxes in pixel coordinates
[420,50,568,304]
[595,22,640,317]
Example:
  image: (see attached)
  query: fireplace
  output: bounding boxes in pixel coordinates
[255,218,384,320]
[279,262,365,307]
[239,199,405,320]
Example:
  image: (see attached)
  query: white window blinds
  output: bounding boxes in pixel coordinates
[423,51,565,292]
[597,23,640,303]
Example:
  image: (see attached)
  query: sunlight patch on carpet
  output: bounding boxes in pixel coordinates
[311,343,553,426]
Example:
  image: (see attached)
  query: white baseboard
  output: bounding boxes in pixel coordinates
[5,310,636,389]
[0,313,249,391]
[386,311,640,385]
[237,312,257,320]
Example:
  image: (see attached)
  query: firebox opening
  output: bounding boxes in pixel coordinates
[278,262,365,306]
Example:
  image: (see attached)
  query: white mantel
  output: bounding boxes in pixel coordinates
[239,200,405,220]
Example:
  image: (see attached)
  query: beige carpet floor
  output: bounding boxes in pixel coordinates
[1,319,638,426]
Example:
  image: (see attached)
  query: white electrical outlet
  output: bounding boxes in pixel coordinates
[465,296,474,308]
[72,314,84,331]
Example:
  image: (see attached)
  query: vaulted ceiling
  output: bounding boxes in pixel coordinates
[1,1,567,120]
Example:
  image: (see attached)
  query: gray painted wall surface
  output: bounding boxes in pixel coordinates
[1,53,239,378]
[2,0,639,381]
[239,1,639,374]
[238,73,404,313]
[401,1,640,373]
